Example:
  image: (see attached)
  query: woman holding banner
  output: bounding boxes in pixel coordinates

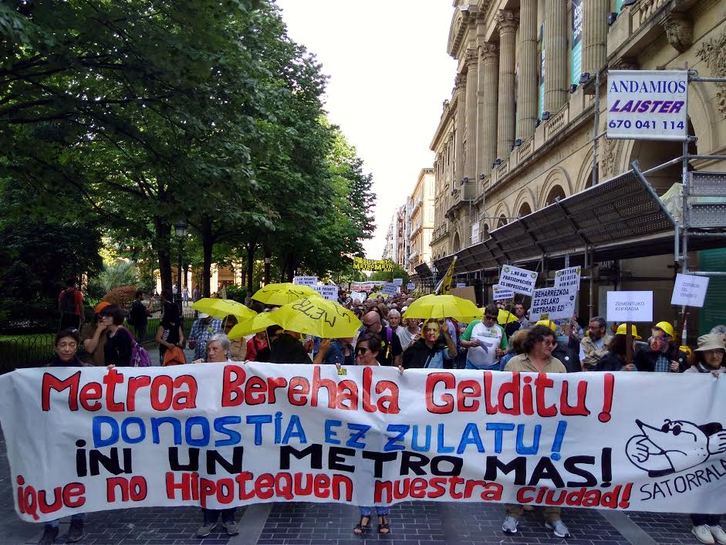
[194,333,239,537]
[351,334,392,536]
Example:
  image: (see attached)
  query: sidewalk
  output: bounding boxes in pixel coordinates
[0,427,704,545]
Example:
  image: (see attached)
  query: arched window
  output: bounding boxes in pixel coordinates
[518,203,532,218]
[545,185,566,206]
[497,215,508,228]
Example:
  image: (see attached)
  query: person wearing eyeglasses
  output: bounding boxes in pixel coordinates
[351,335,392,536]
[360,311,402,367]
[460,304,508,370]
[401,319,457,369]
[501,324,570,539]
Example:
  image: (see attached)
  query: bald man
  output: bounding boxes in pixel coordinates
[361,310,403,366]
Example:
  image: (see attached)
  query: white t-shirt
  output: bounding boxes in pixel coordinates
[396,326,417,350]
[467,323,504,366]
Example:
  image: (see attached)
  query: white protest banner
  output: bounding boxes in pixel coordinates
[406,282,416,291]
[0,365,724,522]
[492,284,515,301]
[498,265,538,296]
[554,266,581,291]
[350,282,374,293]
[607,70,688,141]
[392,278,403,286]
[293,276,318,287]
[607,291,653,322]
[350,291,367,303]
[671,273,709,308]
[529,287,578,321]
[382,283,398,296]
[313,285,339,301]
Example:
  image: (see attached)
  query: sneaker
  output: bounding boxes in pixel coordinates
[38,527,59,545]
[710,526,726,545]
[223,520,239,536]
[502,515,519,534]
[195,522,216,538]
[693,525,716,544]
[67,520,85,543]
[546,519,572,538]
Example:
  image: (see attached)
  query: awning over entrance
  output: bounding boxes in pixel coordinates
[447,167,726,274]
[414,262,434,280]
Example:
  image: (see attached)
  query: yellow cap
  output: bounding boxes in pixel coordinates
[535,319,557,332]
[654,321,674,338]
[616,323,641,339]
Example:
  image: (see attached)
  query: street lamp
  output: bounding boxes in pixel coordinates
[174,219,187,312]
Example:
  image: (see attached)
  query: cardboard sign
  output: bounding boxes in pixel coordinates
[607,70,688,141]
[670,273,709,308]
[554,266,581,291]
[382,283,398,296]
[529,287,578,321]
[313,285,339,301]
[498,265,538,296]
[606,291,653,322]
[293,276,318,286]
[492,284,515,301]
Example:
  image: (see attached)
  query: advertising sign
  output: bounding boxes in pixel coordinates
[570,0,583,86]
[607,70,688,141]
[498,265,539,296]
[606,291,653,322]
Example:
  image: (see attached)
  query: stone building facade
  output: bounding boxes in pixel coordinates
[408,168,436,274]
[430,0,726,321]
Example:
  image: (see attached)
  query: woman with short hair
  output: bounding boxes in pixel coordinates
[99,305,134,367]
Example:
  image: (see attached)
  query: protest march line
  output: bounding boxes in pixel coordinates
[0,363,724,522]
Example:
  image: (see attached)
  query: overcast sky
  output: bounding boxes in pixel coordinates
[274,0,456,258]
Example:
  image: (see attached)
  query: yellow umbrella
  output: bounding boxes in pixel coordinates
[227,312,279,340]
[402,294,481,321]
[191,298,256,321]
[498,308,518,325]
[251,283,320,306]
[261,296,361,338]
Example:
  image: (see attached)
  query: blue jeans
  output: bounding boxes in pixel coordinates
[45,513,85,529]
[202,507,236,524]
[465,359,500,371]
[359,506,390,517]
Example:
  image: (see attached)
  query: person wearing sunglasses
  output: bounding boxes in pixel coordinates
[502,324,570,539]
[351,335,392,536]
[401,319,457,369]
[460,304,508,370]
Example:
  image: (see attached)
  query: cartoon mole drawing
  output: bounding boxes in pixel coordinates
[626,419,726,477]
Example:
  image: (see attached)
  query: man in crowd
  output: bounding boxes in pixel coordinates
[361,310,402,366]
[635,321,688,373]
[188,313,223,361]
[579,316,611,370]
[58,278,84,330]
[460,304,508,370]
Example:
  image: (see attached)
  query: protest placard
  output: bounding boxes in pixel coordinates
[606,291,653,322]
[497,265,538,296]
[392,278,403,286]
[382,283,398,296]
[554,266,581,291]
[529,287,578,321]
[313,285,339,301]
[293,276,317,287]
[670,273,709,308]
[492,284,515,301]
[406,282,415,291]
[1,365,723,522]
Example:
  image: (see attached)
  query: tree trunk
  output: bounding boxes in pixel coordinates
[245,241,256,295]
[200,217,214,298]
[263,245,271,285]
[155,216,172,296]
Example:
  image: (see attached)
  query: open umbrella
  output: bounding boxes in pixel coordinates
[191,298,256,322]
[227,312,279,340]
[257,296,361,338]
[497,308,519,325]
[402,294,481,321]
[251,283,320,306]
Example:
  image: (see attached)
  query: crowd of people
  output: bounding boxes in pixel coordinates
[41,284,726,544]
